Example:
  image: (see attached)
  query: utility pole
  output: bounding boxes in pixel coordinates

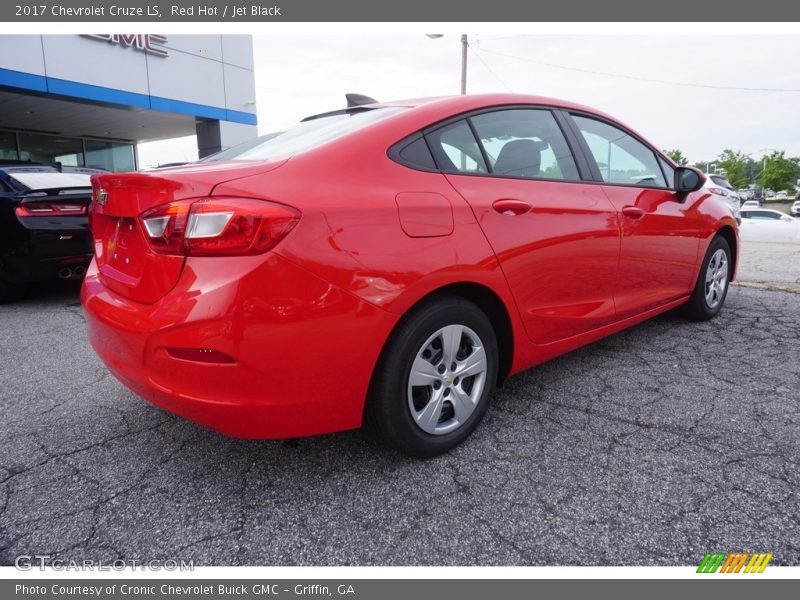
[426,34,469,95]
[460,34,468,95]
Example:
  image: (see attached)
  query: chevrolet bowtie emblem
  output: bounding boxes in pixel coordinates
[95,189,108,206]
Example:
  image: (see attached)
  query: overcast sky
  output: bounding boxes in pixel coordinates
[138,34,800,168]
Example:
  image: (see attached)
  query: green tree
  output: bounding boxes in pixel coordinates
[664,149,688,165]
[758,151,800,192]
[744,157,761,184]
[716,149,749,189]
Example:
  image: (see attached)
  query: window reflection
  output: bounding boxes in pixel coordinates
[3,131,136,172]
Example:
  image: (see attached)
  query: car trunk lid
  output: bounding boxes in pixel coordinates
[90,160,286,304]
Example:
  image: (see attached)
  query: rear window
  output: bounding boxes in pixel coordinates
[743,210,780,220]
[710,176,733,190]
[8,171,91,191]
[211,107,405,161]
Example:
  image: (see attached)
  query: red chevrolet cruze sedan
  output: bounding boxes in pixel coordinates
[82,94,738,456]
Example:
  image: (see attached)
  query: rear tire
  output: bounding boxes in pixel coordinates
[367,295,498,457]
[683,235,732,321]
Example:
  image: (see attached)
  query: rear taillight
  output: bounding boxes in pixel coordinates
[708,187,729,197]
[15,203,87,217]
[139,197,300,256]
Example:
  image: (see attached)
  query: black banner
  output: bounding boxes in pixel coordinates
[2,0,800,22]
[4,579,799,600]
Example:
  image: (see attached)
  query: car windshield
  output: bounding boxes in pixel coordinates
[205,107,406,161]
[710,176,733,190]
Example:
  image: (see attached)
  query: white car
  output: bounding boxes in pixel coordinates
[775,190,790,201]
[790,200,800,217]
[739,208,800,240]
[741,199,761,209]
[702,173,741,215]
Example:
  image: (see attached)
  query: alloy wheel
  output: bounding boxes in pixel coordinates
[704,248,729,309]
[406,324,487,435]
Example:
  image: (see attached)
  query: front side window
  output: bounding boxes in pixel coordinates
[572,115,668,188]
[470,109,579,181]
[658,157,676,189]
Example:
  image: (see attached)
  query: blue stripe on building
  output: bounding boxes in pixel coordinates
[0,67,257,126]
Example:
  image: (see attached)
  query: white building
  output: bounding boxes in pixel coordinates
[0,34,258,171]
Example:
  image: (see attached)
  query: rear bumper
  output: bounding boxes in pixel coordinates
[81,252,397,438]
[1,227,92,284]
[2,252,92,284]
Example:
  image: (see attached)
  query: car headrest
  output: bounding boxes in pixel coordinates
[493,139,542,178]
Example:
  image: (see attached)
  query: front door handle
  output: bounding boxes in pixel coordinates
[622,205,645,219]
[492,199,531,216]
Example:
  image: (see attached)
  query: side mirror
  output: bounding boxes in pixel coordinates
[674,166,704,194]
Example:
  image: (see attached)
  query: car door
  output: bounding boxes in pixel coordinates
[567,114,702,319]
[427,108,621,345]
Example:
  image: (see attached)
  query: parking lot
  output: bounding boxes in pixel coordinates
[1,242,799,566]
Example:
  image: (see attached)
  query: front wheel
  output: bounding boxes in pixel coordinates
[367,296,498,457]
[683,235,732,321]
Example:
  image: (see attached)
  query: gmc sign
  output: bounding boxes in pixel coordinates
[84,34,169,57]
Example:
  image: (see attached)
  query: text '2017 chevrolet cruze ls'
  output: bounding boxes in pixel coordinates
[82,94,738,456]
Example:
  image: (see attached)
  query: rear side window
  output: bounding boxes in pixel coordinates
[395,136,436,170]
[426,120,488,174]
[710,176,733,190]
[470,109,579,181]
[573,115,668,188]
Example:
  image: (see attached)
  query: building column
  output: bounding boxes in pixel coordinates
[195,120,258,158]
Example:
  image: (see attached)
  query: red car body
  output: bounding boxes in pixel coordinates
[82,94,738,442]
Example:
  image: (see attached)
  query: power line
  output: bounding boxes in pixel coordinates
[473,46,800,93]
[474,35,533,42]
[470,42,512,91]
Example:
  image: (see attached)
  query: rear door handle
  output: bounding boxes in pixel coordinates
[622,206,645,219]
[492,199,531,216]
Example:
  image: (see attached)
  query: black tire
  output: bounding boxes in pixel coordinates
[367,295,498,458]
[683,235,732,321]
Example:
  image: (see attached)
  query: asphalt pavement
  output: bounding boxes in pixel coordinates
[1,242,798,566]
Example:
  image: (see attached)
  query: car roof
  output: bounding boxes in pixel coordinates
[370,93,626,124]
[354,93,665,160]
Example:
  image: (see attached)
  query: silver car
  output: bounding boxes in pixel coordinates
[702,173,741,217]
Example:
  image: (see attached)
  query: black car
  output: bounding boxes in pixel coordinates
[0,162,99,302]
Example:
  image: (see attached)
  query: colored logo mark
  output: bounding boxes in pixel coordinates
[697,552,773,573]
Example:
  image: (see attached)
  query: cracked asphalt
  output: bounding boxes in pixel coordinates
[1,243,799,566]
